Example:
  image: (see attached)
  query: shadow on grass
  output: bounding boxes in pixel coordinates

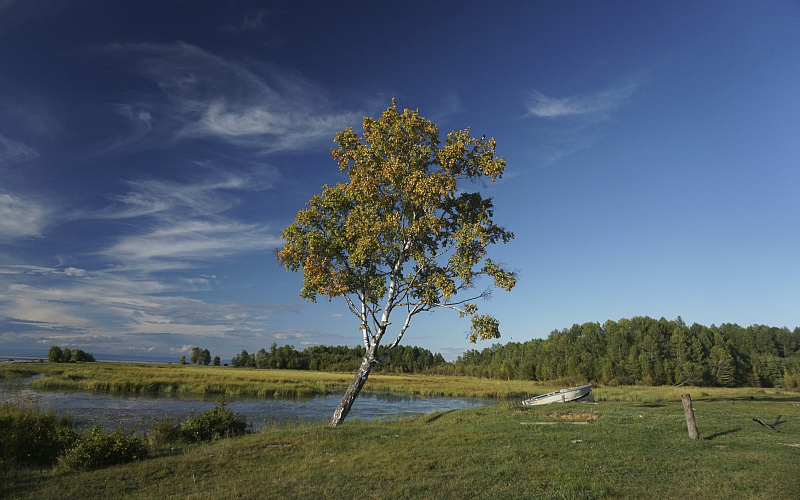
[0,471,46,500]
[150,446,185,459]
[422,410,456,423]
[703,428,742,440]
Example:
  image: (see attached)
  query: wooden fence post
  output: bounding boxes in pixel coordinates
[682,394,699,439]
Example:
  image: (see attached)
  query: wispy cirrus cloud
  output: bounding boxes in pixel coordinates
[0,133,39,165]
[103,220,280,270]
[0,193,49,241]
[525,82,638,118]
[96,167,277,220]
[0,154,287,355]
[428,92,465,124]
[101,42,361,153]
[523,79,643,167]
[89,168,281,273]
[88,104,155,155]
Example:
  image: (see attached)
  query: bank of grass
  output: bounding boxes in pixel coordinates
[0,363,48,379]
[2,387,798,499]
[3,362,799,403]
[2,362,561,399]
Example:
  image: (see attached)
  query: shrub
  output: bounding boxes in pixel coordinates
[150,403,247,444]
[149,417,183,445]
[58,425,147,470]
[0,403,76,468]
[180,403,248,442]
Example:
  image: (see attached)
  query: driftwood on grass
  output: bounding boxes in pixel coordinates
[752,414,794,433]
[520,421,589,425]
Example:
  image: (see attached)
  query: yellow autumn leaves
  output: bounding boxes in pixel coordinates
[276,101,516,343]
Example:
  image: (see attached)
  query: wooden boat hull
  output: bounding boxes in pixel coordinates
[521,384,592,405]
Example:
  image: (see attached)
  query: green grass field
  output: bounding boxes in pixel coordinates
[2,364,799,499]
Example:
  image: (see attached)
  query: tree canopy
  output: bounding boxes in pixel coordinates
[276,102,516,425]
[47,345,95,363]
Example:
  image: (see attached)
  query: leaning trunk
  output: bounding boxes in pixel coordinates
[329,355,374,427]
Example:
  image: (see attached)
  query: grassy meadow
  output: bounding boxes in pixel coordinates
[1,363,799,498]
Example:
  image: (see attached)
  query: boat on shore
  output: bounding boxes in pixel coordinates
[521,384,592,406]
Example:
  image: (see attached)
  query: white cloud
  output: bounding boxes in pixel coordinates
[89,104,155,154]
[87,168,282,272]
[102,42,361,153]
[4,285,92,329]
[96,169,275,220]
[522,79,643,167]
[0,264,301,348]
[63,267,87,277]
[0,193,48,240]
[525,82,638,118]
[0,133,39,165]
[103,220,279,266]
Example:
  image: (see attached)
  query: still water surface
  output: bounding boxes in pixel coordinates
[0,377,496,430]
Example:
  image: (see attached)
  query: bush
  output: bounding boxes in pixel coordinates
[180,403,248,442]
[149,417,183,445]
[0,403,76,468]
[151,403,247,444]
[58,425,147,470]
[1,402,247,471]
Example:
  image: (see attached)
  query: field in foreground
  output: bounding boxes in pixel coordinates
[2,384,798,499]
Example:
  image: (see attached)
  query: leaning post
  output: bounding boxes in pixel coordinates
[681,394,700,439]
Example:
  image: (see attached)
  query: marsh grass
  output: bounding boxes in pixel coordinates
[20,364,338,398]
[10,363,791,404]
[2,387,798,499]
[4,362,566,399]
[0,363,50,379]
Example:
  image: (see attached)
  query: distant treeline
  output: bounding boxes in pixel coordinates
[454,317,800,389]
[223,317,800,389]
[180,347,221,366]
[230,343,447,374]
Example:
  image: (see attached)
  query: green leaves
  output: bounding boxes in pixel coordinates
[276,101,517,344]
[469,314,501,343]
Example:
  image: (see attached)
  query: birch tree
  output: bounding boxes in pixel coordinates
[276,102,517,427]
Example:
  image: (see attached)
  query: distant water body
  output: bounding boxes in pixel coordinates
[0,353,179,364]
[0,376,496,431]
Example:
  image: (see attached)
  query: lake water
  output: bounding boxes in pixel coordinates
[0,376,496,430]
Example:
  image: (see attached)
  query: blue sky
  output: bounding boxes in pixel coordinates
[1,1,798,362]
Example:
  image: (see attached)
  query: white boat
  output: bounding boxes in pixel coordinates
[521,384,592,405]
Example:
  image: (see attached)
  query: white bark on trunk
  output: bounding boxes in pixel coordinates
[329,355,374,427]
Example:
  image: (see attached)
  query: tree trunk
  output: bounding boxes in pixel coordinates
[329,356,374,427]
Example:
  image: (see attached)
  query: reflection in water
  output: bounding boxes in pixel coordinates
[0,377,495,430]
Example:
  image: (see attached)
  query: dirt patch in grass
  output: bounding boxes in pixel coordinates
[542,411,598,420]
[514,408,600,420]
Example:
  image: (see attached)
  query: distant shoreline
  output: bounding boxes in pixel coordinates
[0,353,177,364]
[0,355,41,364]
